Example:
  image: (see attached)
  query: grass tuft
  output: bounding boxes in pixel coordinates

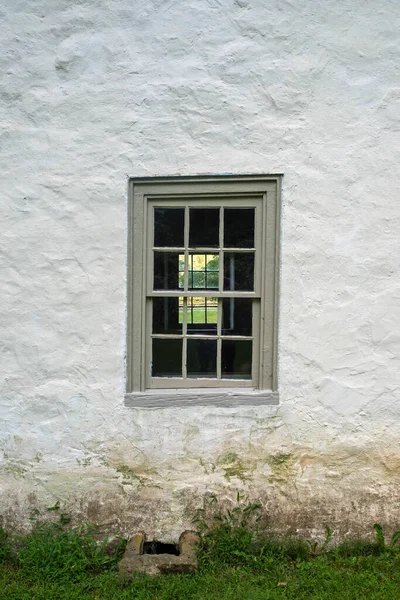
[1,522,125,583]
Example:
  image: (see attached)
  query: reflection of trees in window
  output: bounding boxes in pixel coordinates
[179,254,219,290]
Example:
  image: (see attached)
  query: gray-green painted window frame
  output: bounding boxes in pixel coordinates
[125,175,281,408]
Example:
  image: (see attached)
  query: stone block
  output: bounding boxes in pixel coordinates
[179,530,199,558]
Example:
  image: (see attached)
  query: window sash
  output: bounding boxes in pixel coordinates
[147,198,263,298]
[147,297,260,388]
[146,198,262,389]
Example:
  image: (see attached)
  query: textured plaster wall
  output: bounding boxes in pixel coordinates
[1,0,400,540]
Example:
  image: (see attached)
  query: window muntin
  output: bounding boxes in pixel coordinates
[148,200,261,388]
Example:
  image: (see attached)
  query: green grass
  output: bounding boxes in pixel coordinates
[179,307,218,324]
[1,554,400,599]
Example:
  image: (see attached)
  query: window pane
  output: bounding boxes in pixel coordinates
[222,298,252,336]
[154,252,180,290]
[178,254,185,289]
[187,339,217,378]
[187,296,218,335]
[188,254,219,291]
[153,297,183,334]
[154,208,184,247]
[223,252,254,291]
[206,271,219,288]
[192,271,205,288]
[224,208,254,248]
[189,208,219,247]
[222,340,252,379]
[152,338,182,377]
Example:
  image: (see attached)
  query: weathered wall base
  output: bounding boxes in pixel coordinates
[2,406,400,541]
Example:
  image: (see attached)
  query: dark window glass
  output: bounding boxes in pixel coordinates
[153,297,183,334]
[154,208,184,247]
[224,208,254,248]
[152,338,182,377]
[223,252,254,291]
[222,298,252,336]
[187,296,217,336]
[221,340,252,379]
[154,252,180,290]
[189,208,219,247]
[187,339,217,378]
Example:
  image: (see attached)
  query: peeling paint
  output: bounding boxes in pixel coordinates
[216,452,255,483]
[114,464,159,485]
[266,453,297,485]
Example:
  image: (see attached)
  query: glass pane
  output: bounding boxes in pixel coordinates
[153,297,183,334]
[224,208,254,248]
[187,339,217,377]
[178,255,185,289]
[206,271,219,288]
[222,340,252,379]
[154,208,184,247]
[223,252,254,291]
[192,271,205,288]
[154,252,180,290]
[187,296,217,335]
[189,208,219,247]
[188,254,219,290]
[222,298,252,336]
[152,338,182,377]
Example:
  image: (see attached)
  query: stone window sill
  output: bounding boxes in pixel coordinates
[124,389,279,408]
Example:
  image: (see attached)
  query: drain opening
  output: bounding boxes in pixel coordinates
[143,541,180,555]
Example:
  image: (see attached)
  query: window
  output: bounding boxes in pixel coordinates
[126,175,281,406]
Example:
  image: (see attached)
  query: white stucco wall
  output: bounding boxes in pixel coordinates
[1,0,400,540]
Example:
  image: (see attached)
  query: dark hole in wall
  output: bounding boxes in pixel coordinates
[143,541,180,555]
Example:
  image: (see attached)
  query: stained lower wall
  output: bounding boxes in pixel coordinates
[1,0,400,540]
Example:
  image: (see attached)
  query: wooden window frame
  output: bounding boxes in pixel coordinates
[125,174,281,408]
